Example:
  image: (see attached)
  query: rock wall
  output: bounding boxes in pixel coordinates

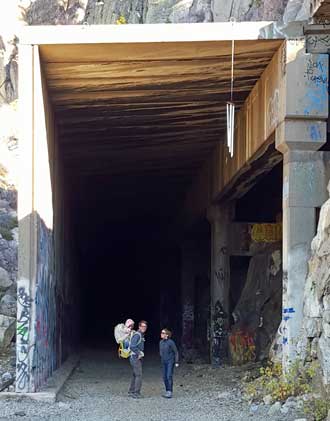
[296,183,330,390]
[16,0,309,25]
[0,11,19,390]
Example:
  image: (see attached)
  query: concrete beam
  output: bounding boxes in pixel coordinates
[19,22,282,46]
[305,24,330,53]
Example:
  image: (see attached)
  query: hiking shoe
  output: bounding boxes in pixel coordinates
[132,393,143,399]
[128,391,135,397]
[162,391,172,399]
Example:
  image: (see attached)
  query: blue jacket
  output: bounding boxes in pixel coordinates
[159,339,179,363]
[130,331,144,360]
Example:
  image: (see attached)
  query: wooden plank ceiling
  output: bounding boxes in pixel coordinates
[40,40,282,218]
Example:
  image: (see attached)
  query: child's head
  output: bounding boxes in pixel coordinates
[160,328,172,339]
[125,319,135,330]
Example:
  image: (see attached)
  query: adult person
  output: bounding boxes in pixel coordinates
[128,320,148,398]
[159,328,179,398]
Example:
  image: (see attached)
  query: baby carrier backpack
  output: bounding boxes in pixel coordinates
[114,324,141,359]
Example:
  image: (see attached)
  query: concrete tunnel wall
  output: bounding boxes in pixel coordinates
[17,45,79,392]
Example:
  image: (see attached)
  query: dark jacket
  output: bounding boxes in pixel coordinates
[159,338,179,363]
[130,331,145,359]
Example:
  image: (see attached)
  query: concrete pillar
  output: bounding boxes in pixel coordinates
[181,240,197,361]
[275,40,328,368]
[17,44,37,393]
[207,204,231,366]
[17,45,55,392]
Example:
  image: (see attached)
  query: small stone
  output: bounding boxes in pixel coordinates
[0,200,9,209]
[280,405,290,414]
[218,392,230,399]
[0,294,16,317]
[0,267,11,292]
[8,385,14,392]
[58,402,71,409]
[0,315,15,350]
[2,371,12,382]
[284,396,298,410]
[263,394,273,405]
[294,419,307,421]
[14,411,26,417]
[268,401,282,415]
[250,403,259,413]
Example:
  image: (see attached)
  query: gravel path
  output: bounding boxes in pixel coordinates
[0,349,303,420]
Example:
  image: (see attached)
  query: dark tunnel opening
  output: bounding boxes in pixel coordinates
[73,206,183,350]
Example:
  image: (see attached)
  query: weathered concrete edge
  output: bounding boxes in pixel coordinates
[0,355,79,403]
[19,22,282,45]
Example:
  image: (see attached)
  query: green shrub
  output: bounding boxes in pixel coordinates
[244,360,318,403]
[0,227,13,241]
[304,397,329,421]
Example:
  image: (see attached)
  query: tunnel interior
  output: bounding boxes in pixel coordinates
[74,194,183,349]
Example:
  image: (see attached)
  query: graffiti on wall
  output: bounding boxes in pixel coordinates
[307,34,330,52]
[212,300,228,365]
[251,223,282,243]
[304,58,327,86]
[33,218,56,391]
[16,281,33,391]
[303,56,328,116]
[281,307,295,346]
[229,330,256,365]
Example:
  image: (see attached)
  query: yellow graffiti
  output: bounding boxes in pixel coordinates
[251,223,282,243]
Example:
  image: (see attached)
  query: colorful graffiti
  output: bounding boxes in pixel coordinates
[251,223,282,243]
[229,330,256,365]
[16,281,33,391]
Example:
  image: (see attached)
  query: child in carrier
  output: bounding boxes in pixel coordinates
[114,319,135,358]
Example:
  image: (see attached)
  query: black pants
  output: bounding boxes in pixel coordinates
[162,360,175,392]
[129,358,142,394]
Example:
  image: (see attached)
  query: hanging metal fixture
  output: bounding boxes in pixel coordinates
[226,18,236,158]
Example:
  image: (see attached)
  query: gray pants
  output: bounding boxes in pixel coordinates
[129,358,142,394]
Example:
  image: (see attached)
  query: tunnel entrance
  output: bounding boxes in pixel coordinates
[17,25,285,392]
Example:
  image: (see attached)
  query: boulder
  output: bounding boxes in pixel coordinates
[0,267,12,292]
[303,317,322,338]
[0,294,16,317]
[318,335,330,384]
[0,314,15,350]
[268,401,282,415]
